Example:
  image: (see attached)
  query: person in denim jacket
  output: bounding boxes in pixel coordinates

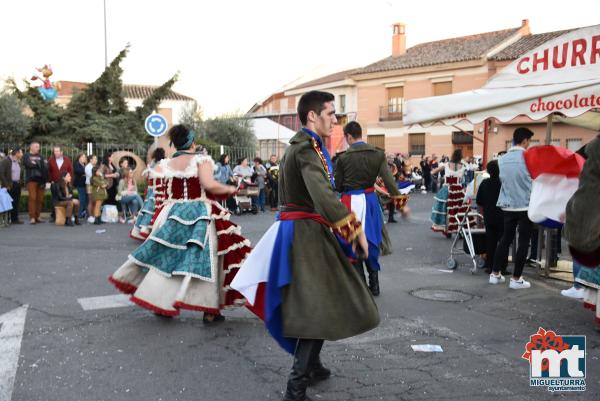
[489,127,534,290]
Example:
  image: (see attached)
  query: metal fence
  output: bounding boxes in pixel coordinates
[0,142,256,164]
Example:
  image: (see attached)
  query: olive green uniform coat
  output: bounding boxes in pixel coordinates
[278,130,379,340]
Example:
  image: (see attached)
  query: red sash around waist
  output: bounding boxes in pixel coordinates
[278,211,330,227]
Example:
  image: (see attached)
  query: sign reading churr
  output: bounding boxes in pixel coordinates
[516,35,600,74]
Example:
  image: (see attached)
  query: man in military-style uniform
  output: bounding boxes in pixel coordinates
[232,91,379,401]
[334,121,408,296]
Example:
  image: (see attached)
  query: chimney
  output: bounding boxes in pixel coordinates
[520,19,531,35]
[392,22,406,57]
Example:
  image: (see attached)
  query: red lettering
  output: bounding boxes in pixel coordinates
[564,99,573,109]
[537,97,545,111]
[579,97,589,108]
[592,35,600,64]
[590,94,596,107]
[517,57,530,74]
[552,43,568,68]
[533,49,549,72]
[571,39,587,66]
[546,101,555,111]
[574,94,579,106]
[530,102,537,113]
[556,100,564,109]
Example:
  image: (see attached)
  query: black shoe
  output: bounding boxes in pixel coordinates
[65,219,74,227]
[74,217,81,225]
[367,268,380,296]
[283,340,321,401]
[202,313,225,324]
[388,219,397,223]
[94,217,102,225]
[308,362,331,384]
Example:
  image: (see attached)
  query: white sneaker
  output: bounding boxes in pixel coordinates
[561,286,585,299]
[509,277,531,289]
[489,274,505,284]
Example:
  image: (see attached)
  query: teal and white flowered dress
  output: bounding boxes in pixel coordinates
[110,154,251,316]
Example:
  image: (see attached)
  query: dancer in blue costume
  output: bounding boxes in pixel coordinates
[110,125,251,322]
[130,147,165,241]
[334,121,409,296]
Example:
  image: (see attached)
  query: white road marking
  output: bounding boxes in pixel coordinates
[0,305,28,401]
[77,294,133,311]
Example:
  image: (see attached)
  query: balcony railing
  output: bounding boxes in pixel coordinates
[379,106,403,122]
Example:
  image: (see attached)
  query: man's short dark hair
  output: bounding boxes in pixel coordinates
[343,121,362,139]
[10,147,22,156]
[297,91,335,125]
[513,127,534,145]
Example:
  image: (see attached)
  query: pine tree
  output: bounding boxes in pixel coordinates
[7,46,178,145]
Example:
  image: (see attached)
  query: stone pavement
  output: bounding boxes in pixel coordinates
[0,193,598,401]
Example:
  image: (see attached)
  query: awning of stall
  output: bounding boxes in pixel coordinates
[403,24,600,127]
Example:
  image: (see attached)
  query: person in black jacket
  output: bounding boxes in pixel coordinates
[23,142,48,224]
[51,171,81,226]
[73,153,88,219]
[476,160,509,275]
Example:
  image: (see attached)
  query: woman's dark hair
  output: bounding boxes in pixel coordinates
[218,154,230,165]
[168,124,192,149]
[297,90,335,125]
[486,160,500,180]
[92,166,101,176]
[253,157,262,164]
[102,151,113,167]
[59,171,71,188]
[237,157,247,165]
[451,149,463,164]
[152,147,166,163]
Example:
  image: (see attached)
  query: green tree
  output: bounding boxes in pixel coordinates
[0,91,32,143]
[179,101,204,135]
[7,46,178,145]
[203,113,256,149]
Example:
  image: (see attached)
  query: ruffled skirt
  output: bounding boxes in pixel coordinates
[130,188,156,241]
[110,198,251,316]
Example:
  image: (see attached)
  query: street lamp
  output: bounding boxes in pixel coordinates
[103,0,108,67]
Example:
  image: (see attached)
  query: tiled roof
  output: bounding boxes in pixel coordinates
[354,27,522,75]
[123,84,194,101]
[57,81,194,101]
[288,68,357,90]
[489,29,575,61]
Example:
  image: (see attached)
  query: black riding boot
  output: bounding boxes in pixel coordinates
[283,340,322,401]
[366,266,380,296]
[352,262,366,284]
[308,340,330,385]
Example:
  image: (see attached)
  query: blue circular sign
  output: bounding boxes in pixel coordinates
[144,114,169,137]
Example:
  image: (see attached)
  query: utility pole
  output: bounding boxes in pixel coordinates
[103,0,108,67]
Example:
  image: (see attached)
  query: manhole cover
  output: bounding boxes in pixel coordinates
[410,288,473,302]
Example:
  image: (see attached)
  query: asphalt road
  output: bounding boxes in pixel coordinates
[0,192,598,401]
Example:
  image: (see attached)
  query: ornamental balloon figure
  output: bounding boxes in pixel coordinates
[31,65,61,101]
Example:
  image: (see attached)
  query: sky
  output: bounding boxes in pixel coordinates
[1,0,599,117]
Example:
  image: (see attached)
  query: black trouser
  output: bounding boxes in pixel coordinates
[493,211,533,278]
[387,202,395,221]
[9,182,21,222]
[423,174,431,191]
[484,219,503,270]
[269,182,278,209]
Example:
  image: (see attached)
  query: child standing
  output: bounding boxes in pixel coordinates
[91,166,108,225]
